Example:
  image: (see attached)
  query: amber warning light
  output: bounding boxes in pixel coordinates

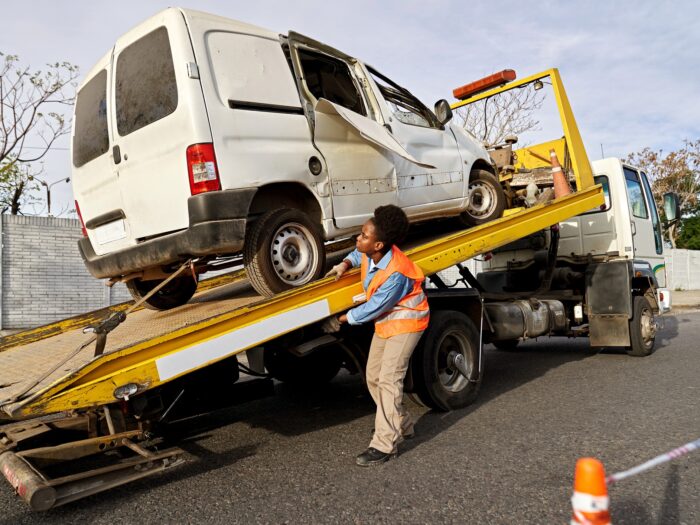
[453,69,517,100]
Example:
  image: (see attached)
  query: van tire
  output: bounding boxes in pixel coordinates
[126,275,198,311]
[244,208,326,297]
[411,310,482,411]
[627,295,657,357]
[460,169,506,227]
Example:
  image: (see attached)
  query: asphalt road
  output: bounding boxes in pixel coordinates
[1,311,698,524]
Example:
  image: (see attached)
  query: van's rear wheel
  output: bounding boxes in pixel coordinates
[126,275,198,311]
[244,208,325,297]
[460,169,506,227]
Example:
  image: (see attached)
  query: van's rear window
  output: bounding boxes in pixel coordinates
[116,26,177,136]
[72,69,109,167]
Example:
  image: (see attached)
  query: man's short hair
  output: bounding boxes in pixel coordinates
[371,205,409,253]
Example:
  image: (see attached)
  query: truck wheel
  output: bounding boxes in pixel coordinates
[460,169,506,227]
[244,208,326,297]
[264,346,342,386]
[126,275,198,311]
[412,310,482,411]
[627,295,657,357]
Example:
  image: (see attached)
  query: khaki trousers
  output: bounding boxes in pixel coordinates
[366,330,424,454]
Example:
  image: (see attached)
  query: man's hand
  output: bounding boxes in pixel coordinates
[324,261,350,280]
[321,316,342,333]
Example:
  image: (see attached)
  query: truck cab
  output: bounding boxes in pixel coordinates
[476,157,676,355]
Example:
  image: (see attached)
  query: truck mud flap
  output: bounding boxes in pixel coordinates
[587,260,632,346]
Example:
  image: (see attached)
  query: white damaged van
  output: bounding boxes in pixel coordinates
[72,7,502,309]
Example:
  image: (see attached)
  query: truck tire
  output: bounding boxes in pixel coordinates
[627,295,657,357]
[460,169,506,227]
[244,208,326,297]
[126,275,198,311]
[412,310,482,411]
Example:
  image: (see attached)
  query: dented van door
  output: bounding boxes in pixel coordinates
[286,32,414,229]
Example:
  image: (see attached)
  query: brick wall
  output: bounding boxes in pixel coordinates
[1,215,131,329]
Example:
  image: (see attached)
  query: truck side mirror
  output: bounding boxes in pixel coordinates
[663,192,681,223]
[434,99,453,125]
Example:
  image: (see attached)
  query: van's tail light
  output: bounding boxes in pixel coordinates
[75,200,87,236]
[187,143,221,195]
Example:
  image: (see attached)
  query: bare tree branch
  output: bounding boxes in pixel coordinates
[0,52,79,165]
[455,85,546,147]
[0,52,78,215]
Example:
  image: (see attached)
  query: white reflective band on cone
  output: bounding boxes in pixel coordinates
[571,491,610,512]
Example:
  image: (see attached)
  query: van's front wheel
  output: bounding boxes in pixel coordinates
[244,208,326,297]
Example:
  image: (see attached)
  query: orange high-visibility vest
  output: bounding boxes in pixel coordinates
[360,246,430,337]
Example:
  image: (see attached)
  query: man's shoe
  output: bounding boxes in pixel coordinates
[356,447,397,466]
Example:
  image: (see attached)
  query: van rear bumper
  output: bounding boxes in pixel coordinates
[78,189,256,279]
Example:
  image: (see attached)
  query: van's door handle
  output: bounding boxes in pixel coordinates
[112,145,122,165]
[631,221,636,235]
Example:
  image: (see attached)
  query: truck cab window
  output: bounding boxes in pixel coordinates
[366,66,440,129]
[583,175,611,214]
[624,167,648,219]
[640,171,663,254]
[297,49,367,116]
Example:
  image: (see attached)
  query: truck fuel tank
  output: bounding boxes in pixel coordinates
[485,299,568,341]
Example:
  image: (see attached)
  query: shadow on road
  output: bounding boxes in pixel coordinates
[403,337,596,452]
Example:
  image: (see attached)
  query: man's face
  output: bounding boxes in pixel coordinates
[355,220,384,255]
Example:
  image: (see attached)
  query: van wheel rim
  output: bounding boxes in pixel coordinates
[466,181,496,217]
[270,222,318,285]
[437,329,471,393]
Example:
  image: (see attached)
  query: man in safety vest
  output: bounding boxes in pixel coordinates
[323,205,429,466]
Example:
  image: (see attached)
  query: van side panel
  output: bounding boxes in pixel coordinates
[183,11,326,213]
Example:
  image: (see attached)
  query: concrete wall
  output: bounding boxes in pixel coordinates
[664,249,700,291]
[0,215,131,330]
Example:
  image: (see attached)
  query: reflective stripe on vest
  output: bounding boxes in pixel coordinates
[361,246,429,337]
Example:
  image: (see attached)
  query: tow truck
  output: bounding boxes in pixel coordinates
[0,69,673,511]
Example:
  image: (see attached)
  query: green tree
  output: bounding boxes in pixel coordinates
[0,52,78,214]
[676,215,700,250]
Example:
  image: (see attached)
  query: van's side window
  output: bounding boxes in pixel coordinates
[624,167,648,219]
[73,70,109,167]
[115,26,178,136]
[366,66,440,129]
[297,49,367,116]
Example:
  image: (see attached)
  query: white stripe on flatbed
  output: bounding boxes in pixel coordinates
[156,299,331,381]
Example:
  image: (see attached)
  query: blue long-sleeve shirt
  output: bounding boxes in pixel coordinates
[343,249,415,325]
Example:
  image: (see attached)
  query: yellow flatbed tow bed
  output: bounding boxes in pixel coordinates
[0,68,604,510]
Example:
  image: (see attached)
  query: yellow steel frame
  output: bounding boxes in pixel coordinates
[450,68,594,191]
[6,69,605,419]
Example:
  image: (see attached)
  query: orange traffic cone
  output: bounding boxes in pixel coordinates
[551,149,572,198]
[571,457,611,525]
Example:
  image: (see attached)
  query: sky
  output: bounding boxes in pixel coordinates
[3,0,699,217]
